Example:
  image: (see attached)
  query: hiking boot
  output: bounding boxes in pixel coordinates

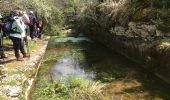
[17,57,24,61]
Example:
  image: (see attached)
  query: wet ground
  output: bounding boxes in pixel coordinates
[32,36,170,100]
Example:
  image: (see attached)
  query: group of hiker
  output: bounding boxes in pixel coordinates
[0,10,44,61]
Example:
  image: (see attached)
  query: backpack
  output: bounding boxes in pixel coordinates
[4,20,14,33]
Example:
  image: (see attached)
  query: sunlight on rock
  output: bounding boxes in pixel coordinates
[158,42,170,49]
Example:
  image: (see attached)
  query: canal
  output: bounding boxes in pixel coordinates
[31,36,170,100]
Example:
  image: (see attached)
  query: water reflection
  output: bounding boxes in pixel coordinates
[54,37,93,43]
[52,56,95,81]
[50,36,170,99]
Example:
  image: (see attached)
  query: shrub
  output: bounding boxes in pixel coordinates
[33,76,106,100]
[0,0,64,36]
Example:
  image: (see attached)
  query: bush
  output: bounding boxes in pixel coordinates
[133,8,158,22]
[33,76,106,100]
[49,25,62,36]
[0,0,64,36]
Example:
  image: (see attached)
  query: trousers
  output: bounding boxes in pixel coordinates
[10,36,26,58]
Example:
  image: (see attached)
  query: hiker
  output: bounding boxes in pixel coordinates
[0,14,6,59]
[19,10,30,56]
[36,20,44,39]
[19,10,30,42]
[29,11,36,40]
[9,10,27,61]
[33,27,43,40]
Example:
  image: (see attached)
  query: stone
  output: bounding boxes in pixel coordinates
[6,86,22,97]
[114,26,126,36]
[109,27,115,34]
[0,38,49,99]
[128,22,136,29]
[164,32,170,37]
[11,97,20,100]
[156,30,163,37]
[126,29,134,38]
[141,31,149,38]
[144,25,156,34]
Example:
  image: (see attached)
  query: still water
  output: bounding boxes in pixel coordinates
[33,36,170,100]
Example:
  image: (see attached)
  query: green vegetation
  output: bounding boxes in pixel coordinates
[63,0,81,13]
[70,0,170,33]
[31,36,170,100]
[33,77,105,100]
[0,0,64,36]
[2,0,170,99]
[31,37,106,100]
[28,41,37,50]
[1,80,17,86]
[1,0,169,35]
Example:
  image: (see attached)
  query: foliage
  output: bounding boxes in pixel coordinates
[32,76,105,100]
[74,0,170,33]
[54,77,105,100]
[49,25,62,36]
[67,77,105,100]
[39,83,57,98]
[31,37,105,99]
[0,0,64,35]
[28,41,37,50]
[0,0,32,16]
[63,0,81,13]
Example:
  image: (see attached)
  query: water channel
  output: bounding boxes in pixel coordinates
[31,36,170,100]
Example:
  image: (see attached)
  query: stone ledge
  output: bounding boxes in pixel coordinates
[0,37,49,100]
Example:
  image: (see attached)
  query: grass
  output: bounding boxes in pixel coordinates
[1,80,17,86]
[28,41,37,50]
[0,97,7,100]
[3,37,11,45]
[67,77,105,100]
[30,36,170,100]
[32,77,105,100]
[31,37,106,100]
[3,37,37,51]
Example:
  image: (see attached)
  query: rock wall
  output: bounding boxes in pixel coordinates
[84,21,170,84]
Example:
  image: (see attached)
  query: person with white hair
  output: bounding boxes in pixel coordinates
[29,11,36,39]
[18,10,30,56]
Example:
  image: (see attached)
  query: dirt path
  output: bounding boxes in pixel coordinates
[0,37,49,100]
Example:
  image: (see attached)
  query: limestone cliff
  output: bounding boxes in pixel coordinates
[78,0,170,83]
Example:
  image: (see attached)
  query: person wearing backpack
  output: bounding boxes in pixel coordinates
[9,11,27,61]
[0,14,6,59]
[29,11,36,40]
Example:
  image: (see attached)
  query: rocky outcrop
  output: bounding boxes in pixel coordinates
[84,21,170,84]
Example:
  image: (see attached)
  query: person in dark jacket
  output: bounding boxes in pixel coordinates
[29,11,36,39]
[0,15,6,59]
[36,20,44,39]
[9,11,27,61]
